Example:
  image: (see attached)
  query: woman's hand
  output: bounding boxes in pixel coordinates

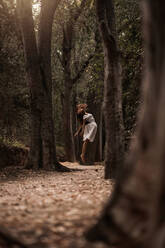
[74,131,79,137]
[80,120,85,137]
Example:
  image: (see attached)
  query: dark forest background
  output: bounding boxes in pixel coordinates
[0,0,142,166]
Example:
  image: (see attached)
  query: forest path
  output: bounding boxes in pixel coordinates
[0,163,112,248]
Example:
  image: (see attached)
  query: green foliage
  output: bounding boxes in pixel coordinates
[0,0,29,144]
[0,135,27,149]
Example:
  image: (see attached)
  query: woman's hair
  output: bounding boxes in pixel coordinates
[76,103,87,124]
[76,103,88,112]
[77,111,85,124]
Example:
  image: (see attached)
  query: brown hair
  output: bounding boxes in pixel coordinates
[76,103,88,112]
[77,111,84,124]
[76,104,87,124]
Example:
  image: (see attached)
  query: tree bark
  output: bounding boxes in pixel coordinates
[97,0,124,179]
[86,0,165,247]
[86,93,102,163]
[60,3,84,162]
[17,0,43,169]
[17,0,69,171]
[62,85,76,162]
[37,0,60,169]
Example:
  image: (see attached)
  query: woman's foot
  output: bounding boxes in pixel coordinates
[80,154,86,164]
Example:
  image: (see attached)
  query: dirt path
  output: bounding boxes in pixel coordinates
[0,163,113,248]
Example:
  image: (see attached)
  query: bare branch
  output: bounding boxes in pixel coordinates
[72,54,94,84]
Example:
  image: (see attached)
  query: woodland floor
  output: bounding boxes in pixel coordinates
[0,162,113,248]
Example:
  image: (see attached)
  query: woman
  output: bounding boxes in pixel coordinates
[74,104,97,164]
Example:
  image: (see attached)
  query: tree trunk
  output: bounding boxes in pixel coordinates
[86,0,165,247]
[97,0,125,179]
[17,0,43,169]
[37,0,60,169]
[60,20,76,162]
[17,0,68,170]
[62,86,76,162]
[99,106,103,161]
[60,0,92,162]
[86,94,102,163]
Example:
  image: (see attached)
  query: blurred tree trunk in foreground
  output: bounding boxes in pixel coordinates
[86,0,165,247]
[97,0,124,179]
[17,0,68,171]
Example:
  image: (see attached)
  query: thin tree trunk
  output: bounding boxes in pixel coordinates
[60,0,93,162]
[61,21,76,162]
[97,0,124,179]
[63,86,76,162]
[99,106,103,161]
[86,95,101,163]
[72,91,80,161]
[86,0,165,247]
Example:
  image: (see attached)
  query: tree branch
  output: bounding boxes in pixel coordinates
[72,54,94,84]
[69,0,86,24]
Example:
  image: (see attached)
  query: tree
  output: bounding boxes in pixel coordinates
[59,0,86,162]
[97,0,124,178]
[17,0,69,170]
[86,0,165,247]
[53,0,97,162]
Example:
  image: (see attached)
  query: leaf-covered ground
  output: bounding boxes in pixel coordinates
[0,163,113,248]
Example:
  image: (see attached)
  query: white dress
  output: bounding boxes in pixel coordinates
[83,113,97,142]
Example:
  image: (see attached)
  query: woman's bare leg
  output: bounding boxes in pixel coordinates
[81,139,89,163]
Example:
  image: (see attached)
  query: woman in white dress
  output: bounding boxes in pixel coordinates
[74,104,97,163]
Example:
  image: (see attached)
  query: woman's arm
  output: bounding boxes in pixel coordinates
[79,119,86,137]
[74,124,82,137]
